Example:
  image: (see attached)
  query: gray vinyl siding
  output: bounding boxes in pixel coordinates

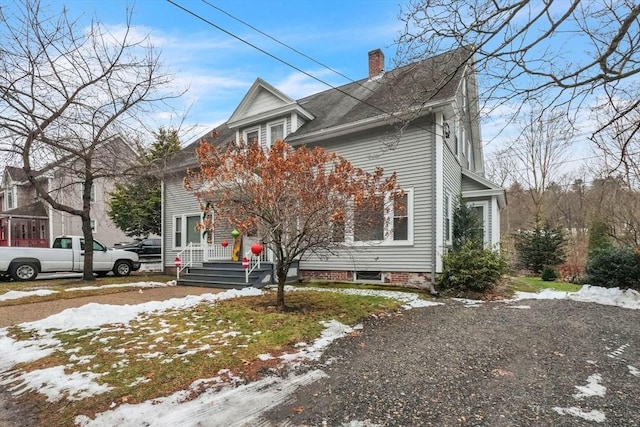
[301,118,436,273]
[461,175,489,192]
[163,172,201,267]
[443,141,462,246]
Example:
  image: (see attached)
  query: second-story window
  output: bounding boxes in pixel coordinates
[243,127,260,147]
[267,119,286,147]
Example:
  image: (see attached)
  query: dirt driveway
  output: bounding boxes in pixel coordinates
[0,285,218,328]
[263,299,640,426]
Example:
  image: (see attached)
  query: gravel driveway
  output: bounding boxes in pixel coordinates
[263,298,640,426]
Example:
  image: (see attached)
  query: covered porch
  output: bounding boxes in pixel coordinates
[0,201,49,247]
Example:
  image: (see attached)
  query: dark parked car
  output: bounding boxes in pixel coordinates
[118,238,161,257]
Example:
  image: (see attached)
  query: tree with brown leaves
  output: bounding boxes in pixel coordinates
[185,139,400,310]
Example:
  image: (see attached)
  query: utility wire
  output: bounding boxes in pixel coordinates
[200,0,363,89]
[167,0,410,128]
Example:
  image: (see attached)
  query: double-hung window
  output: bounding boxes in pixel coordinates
[343,188,413,244]
[243,127,260,147]
[173,213,203,249]
[267,119,286,148]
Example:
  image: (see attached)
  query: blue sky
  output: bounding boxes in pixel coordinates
[54,0,405,143]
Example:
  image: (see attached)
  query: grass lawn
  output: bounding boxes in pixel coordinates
[508,276,582,293]
[2,285,418,426]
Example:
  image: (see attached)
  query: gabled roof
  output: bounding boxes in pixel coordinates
[164,122,237,174]
[5,166,29,183]
[290,47,469,139]
[168,46,473,170]
[0,200,48,218]
[227,78,314,128]
[462,170,506,209]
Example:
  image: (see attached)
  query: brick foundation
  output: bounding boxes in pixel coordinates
[300,270,432,289]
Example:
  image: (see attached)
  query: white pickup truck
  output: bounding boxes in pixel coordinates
[0,236,141,281]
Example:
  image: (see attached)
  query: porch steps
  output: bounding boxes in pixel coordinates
[178,261,273,289]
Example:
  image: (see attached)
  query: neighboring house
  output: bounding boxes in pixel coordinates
[0,145,134,248]
[162,47,506,287]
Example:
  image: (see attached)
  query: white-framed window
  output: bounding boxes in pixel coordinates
[467,201,489,246]
[90,219,97,233]
[83,183,96,203]
[343,188,413,245]
[173,213,203,249]
[267,119,286,148]
[243,126,260,147]
[5,186,14,210]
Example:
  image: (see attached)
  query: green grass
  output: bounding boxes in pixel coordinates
[7,288,403,427]
[509,276,582,293]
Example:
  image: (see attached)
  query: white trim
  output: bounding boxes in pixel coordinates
[286,100,451,145]
[345,188,414,246]
[172,212,203,250]
[435,112,444,272]
[90,219,97,233]
[467,200,490,246]
[266,118,287,148]
[491,197,500,249]
[444,193,452,245]
[161,179,165,267]
[242,126,261,146]
[290,112,298,133]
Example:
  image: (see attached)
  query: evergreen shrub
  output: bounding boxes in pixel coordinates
[585,247,640,289]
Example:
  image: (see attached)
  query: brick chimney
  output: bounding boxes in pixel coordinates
[368,49,384,78]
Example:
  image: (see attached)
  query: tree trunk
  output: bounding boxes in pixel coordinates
[81,212,95,281]
[276,265,288,311]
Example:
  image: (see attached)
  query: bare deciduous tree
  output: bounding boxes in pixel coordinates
[507,107,574,223]
[397,0,640,152]
[0,0,179,279]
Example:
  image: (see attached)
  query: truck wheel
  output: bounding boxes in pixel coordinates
[10,262,39,281]
[113,260,132,277]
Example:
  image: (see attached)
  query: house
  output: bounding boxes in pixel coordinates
[162,47,506,288]
[0,144,135,248]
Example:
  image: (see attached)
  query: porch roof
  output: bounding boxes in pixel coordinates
[0,201,48,219]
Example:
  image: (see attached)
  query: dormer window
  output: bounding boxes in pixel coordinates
[267,119,286,147]
[243,127,260,146]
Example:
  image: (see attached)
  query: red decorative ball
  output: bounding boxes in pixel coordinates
[221,240,229,248]
[250,242,263,255]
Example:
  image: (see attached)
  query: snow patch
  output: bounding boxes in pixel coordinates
[453,298,484,307]
[514,285,640,310]
[75,369,328,427]
[0,289,58,301]
[4,366,111,402]
[573,374,606,399]
[65,281,174,292]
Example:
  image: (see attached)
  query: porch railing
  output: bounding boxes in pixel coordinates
[176,242,203,280]
[245,249,262,283]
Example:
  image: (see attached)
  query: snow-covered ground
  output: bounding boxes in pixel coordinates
[1,284,639,426]
[513,285,640,310]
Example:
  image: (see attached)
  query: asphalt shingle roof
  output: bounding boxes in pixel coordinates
[166,47,471,171]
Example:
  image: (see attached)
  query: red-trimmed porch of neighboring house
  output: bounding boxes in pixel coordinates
[0,201,50,247]
[0,216,49,247]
